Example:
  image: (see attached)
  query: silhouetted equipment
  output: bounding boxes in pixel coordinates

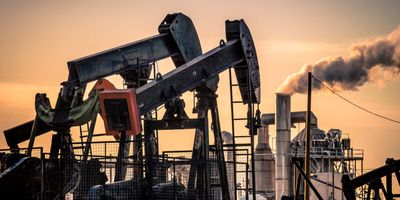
[0,12,261,200]
[342,158,400,200]
[3,12,202,150]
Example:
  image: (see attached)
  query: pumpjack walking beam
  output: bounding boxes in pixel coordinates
[4,12,202,151]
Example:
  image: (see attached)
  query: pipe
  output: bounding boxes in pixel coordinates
[275,93,291,199]
[261,111,318,126]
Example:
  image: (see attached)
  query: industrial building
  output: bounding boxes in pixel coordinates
[254,94,365,200]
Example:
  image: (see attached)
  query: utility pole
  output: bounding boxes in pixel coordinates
[304,72,312,200]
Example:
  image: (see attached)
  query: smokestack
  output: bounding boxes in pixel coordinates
[278,26,400,95]
[275,93,291,199]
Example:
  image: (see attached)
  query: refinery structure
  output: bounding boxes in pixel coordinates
[0,13,398,200]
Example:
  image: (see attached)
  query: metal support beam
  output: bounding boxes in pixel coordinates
[82,105,99,163]
[27,115,39,156]
[145,118,209,200]
[114,131,129,182]
[210,98,230,200]
[188,109,208,199]
[292,158,323,200]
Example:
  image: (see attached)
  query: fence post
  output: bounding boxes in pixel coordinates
[58,157,62,200]
[40,149,45,200]
[173,158,176,199]
[246,164,249,200]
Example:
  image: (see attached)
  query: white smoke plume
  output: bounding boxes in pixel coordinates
[277,26,400,95]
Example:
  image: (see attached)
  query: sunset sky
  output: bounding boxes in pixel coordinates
[0,0,399,175]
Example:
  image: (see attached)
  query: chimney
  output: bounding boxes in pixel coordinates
[275,93,291,199]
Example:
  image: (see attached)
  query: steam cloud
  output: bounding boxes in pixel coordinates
[278,26,400,95]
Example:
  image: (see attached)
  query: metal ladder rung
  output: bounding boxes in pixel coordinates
[224,143,251,147]
[233,143,252,147]
[231,83,248,87]
[233,118,247,121]
[236,188,254,191]
[235,135,251,138]
[80,133,107,138]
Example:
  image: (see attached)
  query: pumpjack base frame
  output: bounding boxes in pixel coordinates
[143,118,211,200]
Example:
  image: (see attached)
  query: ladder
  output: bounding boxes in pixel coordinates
[228,67,257,200]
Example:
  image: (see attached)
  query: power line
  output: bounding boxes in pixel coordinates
[312,76,400,124]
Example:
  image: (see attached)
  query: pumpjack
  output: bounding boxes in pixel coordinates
[0,12,261,200]
[342,158,400,200]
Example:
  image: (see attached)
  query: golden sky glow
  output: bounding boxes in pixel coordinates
[0,0,399,176]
